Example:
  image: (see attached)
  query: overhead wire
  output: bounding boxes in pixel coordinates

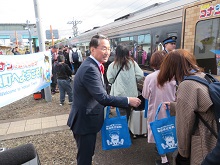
[105,0,143,21]
[77,0,106,21]
[73,0,116,23]
[66,0,158,37]
[129,0,156,13]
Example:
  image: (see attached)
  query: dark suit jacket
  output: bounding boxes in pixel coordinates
[201,131,220,165]
[67,57,128,135]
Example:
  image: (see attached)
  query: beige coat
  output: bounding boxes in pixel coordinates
[170,72,217,165]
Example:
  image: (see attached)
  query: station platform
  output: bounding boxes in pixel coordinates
[0,113,69,141]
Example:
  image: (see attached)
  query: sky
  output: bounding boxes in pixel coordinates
[0,0,169,39]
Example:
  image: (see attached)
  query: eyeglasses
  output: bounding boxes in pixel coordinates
[96,47,111,52]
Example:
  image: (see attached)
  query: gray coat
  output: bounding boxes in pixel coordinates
[107,60,144,97]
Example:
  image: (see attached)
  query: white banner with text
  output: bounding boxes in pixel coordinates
[0,51,51,108]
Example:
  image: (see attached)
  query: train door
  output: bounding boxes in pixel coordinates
[182,0,220,75]
[194,18,220,74]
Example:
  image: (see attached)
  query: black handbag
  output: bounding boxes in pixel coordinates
[176,152,190,165]
[107,64,124,94]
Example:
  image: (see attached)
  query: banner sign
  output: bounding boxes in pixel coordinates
[0,51,51,108]
[200,3,220,19]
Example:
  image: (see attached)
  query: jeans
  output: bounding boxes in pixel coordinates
[57,79,73,103]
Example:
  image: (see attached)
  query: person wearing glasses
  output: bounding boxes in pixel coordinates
[67,34,142,165]
[162,36,177,53]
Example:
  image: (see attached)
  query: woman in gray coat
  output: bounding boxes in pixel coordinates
[107,44,144,121]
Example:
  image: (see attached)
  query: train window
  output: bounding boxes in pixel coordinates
[194,18,220,75]
[111,38,119,47]
[166,32,177,38]
[136,34,151,66]
[138,34,151,44]
[121,37,130,41]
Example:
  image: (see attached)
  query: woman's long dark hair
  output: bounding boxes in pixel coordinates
[157,49,201,87]
[113,44,134,70]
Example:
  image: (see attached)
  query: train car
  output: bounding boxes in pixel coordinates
[63,0,199,68]
[182,0,220,76]
[58,0,220,78]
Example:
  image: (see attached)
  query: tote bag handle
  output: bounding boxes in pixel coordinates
[105,106,121,119]
[154,103,170,120]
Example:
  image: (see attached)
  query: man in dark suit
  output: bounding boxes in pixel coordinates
[67,34,141,165]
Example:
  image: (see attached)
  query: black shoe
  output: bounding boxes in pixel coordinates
[133,135,137,139]
[155,160,169,165]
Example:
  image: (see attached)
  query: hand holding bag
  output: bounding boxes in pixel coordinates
[150,103,178,155]
[101,106,131,150]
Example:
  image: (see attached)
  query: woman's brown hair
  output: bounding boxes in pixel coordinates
[157,49,201,87]
[150,51,166,70]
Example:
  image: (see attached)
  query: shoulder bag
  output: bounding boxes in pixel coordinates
[107,64,124,94]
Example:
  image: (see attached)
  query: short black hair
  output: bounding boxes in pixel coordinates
[57,55,65,62]
[89,34,108,48]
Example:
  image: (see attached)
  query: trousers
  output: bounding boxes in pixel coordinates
[73,132,97,165]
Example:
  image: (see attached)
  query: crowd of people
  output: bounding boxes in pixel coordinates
[12,33,219,165]
[65,34,220,165]
[49,44,83,105]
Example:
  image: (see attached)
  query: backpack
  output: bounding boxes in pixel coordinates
[72,50,79,63]
[185,73,220,138]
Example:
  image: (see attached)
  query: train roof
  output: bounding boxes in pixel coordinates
[70,0,200,43]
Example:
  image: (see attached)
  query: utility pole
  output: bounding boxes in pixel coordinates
[67,17,82,37]
[15,31,18,47]
[33,0,52,102]
[50,25,54,46]
[26,20,33,54]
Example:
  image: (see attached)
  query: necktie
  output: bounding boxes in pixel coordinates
[100,63,104,74]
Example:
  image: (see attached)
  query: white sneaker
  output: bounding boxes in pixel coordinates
[68,102,72,105]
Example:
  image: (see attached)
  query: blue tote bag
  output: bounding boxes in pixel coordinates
[150,103,178,155]
[101,106,131,150]
[144,99,148,118]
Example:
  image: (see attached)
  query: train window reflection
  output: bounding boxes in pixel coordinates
[121,37,130,41]
[138,34,151,44]
[135,34,151,67]
[194,18,220,75]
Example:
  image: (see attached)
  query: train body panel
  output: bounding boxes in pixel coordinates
[183,0,220,75]
[71,0,199,44]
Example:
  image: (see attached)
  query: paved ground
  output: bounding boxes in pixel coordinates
[0,113,69,141]
[0,112,175,165]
